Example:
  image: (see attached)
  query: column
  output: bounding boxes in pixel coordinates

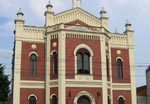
[45,34,51,104]
[100,35,108,104]
[58,31,66,104]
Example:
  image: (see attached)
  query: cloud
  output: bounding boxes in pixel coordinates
[0,49,13,59]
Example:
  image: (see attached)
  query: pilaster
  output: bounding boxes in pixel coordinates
[127,31,137,104]
[100,35,108,104]
[13,40,22,104]
[58,30,66,104]
[45,34,51,104]
[45,1,54,27]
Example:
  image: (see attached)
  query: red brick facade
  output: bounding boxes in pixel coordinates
[21,42,45,81]
[111,48,131,83]
[13,2,136,104]
[20,88,45,104]
[66,37,101,80]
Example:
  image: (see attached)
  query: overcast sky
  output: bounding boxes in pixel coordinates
[0,0,150,87]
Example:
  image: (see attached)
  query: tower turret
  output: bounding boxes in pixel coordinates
[125,20,132,31]
[44,1,54,26]
[100,7,108,29]
[15,8,24,24]
[14,8,24,38]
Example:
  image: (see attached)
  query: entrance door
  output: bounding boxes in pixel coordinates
[77,96,91,104]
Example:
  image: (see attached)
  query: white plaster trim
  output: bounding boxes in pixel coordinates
[28,94,38,100]
[29,51,39,57]
[50,94,57,99]
[74,44,93,78]
[73,44,93,56]
[50,50,58,55]
[117,95,126,100]
[16,38,45,42]
[116,57,123,62]
[108,95,111,100]
[20,80,45,88]
[73,91,95,104]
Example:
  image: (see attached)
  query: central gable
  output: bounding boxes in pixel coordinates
[64,19,101,32]
[54,8,101,27]
[65,19,89,26]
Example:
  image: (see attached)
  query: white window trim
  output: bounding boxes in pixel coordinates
[116,57,123,62]
[29,52,39,57]
[50,93,57,99]
[73,91,95,104]
[117,95,126,100]
[28,94,37,100]
[51,50,58,75]
[74,44,94,77]
[50,50,58,55]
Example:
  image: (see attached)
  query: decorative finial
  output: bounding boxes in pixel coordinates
[17,8,24,16]
[125,20,131,26]
[46,0,53,8]
[100,7,106,14]
[115,28,118,33]
[73,0,81,8]
[102,7,105,11]
[125,19,132,31]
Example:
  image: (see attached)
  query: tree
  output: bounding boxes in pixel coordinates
[0,63,10,102]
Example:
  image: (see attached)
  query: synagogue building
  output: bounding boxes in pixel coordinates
[12,0,137,104]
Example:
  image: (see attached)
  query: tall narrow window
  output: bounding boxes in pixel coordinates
[52,52,58,75]
[52,95,57,104]
[30,54,37,75]
[108,96,111,104]
[117,59,123,79]
[77,49,90,74]
[29,96,36,104]
[83,54,90,74]
[77,53,82,70]
[118,97,124,104]
[106,55,110,78]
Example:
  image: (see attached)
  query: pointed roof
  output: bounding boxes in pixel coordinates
[53,8,101,27]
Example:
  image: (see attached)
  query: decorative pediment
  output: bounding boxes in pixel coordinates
[54,8,101,27]
[64,19,101,32]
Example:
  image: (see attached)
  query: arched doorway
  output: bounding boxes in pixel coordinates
[77,96,91,104]
[73,91,95,104]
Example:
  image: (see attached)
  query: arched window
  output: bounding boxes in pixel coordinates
[76,49,90,74]
[77,96,91,104]
[52,95,57,104]
[52,52,58,75]
[117,58,123,79]
[118,97,124,104]
[30,54,37,75]
[29,96,36,104]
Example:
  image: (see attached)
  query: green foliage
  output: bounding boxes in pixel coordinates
[0,63,10,101]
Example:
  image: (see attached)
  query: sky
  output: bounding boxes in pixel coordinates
[0,0,150,87]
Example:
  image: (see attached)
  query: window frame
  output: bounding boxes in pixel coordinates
[52,95,57,104]
[116,58,123,79]
[52,52,58,75]
[118,97,125,104]
[76,48,90,74]
[29,96,37,104]
[29,53,37,76]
